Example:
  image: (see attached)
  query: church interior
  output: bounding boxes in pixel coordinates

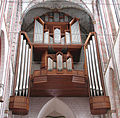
[0,0,120,118]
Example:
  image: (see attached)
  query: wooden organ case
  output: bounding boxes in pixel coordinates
[9,32,32,115]
[84,32,110,115]
[9,12,110,115]
[31,14,88,97]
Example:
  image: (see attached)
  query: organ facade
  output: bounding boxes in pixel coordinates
[0,0,120,118]
[9,11,110,115]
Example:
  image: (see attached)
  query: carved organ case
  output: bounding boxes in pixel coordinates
[84,32,110,115]
[9,32,32,115]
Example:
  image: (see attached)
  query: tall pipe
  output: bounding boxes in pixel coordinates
[15,35,23,96]
[26,48,31,96]
[48,57,53,71]
[88,45,96,96]
[65,32,71,44]
[54,28,61,44]
[23,44,29,96]
[44,31,49,44]
[67,58,72,71]
[57,54,63,71]
[19,40,26,96]
[92,36,103,95]
[34,20,43,43]
[90,40,99,95]
[86,49,93,96]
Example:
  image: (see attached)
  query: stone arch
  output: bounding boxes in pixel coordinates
[37,97,76,118]
[21,0,93,23]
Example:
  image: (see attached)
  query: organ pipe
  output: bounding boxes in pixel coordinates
[57,54,63,71]
[26,49,31,96]
[44,31,49,44]
[61,37,65,44]
[48,57,53,71]
[63,62,66,69]
[53,62,56,69]
[23,44,29,96]
[15,35,23,95]
[88,45,96,96]
[90,40,99,95]
[65,32,71,44]
[92,36,103,95]
[49,36,53,44]
[34,20,43,43]
[71,21,81,44]
[54,28,61,44]
[86,49,93,96]
[19,40,26,96]
[67,58,72,71]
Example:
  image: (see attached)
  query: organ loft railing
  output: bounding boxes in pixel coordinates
[84,32,110,115]
[9,32,32,115]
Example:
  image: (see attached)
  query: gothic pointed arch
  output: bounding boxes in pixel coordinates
[37,97,76,118]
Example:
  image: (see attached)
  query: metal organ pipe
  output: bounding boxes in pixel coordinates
[88,45,96,96]
[65,32,71,44]
[26,48,31,96]
[23,44,29,96]
[48,57,53,71]
[54,28,61,44]
[57,54,63,71]
[92,36,103,95]
[34,20,43,43]
[19,40,26,96]
[90,40,99,95]
[15,35,23,96]
[44,31,49,44]
[71,21,81,44]
[86,49,93,96]
[67,58,72,71]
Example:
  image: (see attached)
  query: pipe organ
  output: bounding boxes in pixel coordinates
[9,32,32,115]
[9,11,110,116]
[84,32,110,115]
